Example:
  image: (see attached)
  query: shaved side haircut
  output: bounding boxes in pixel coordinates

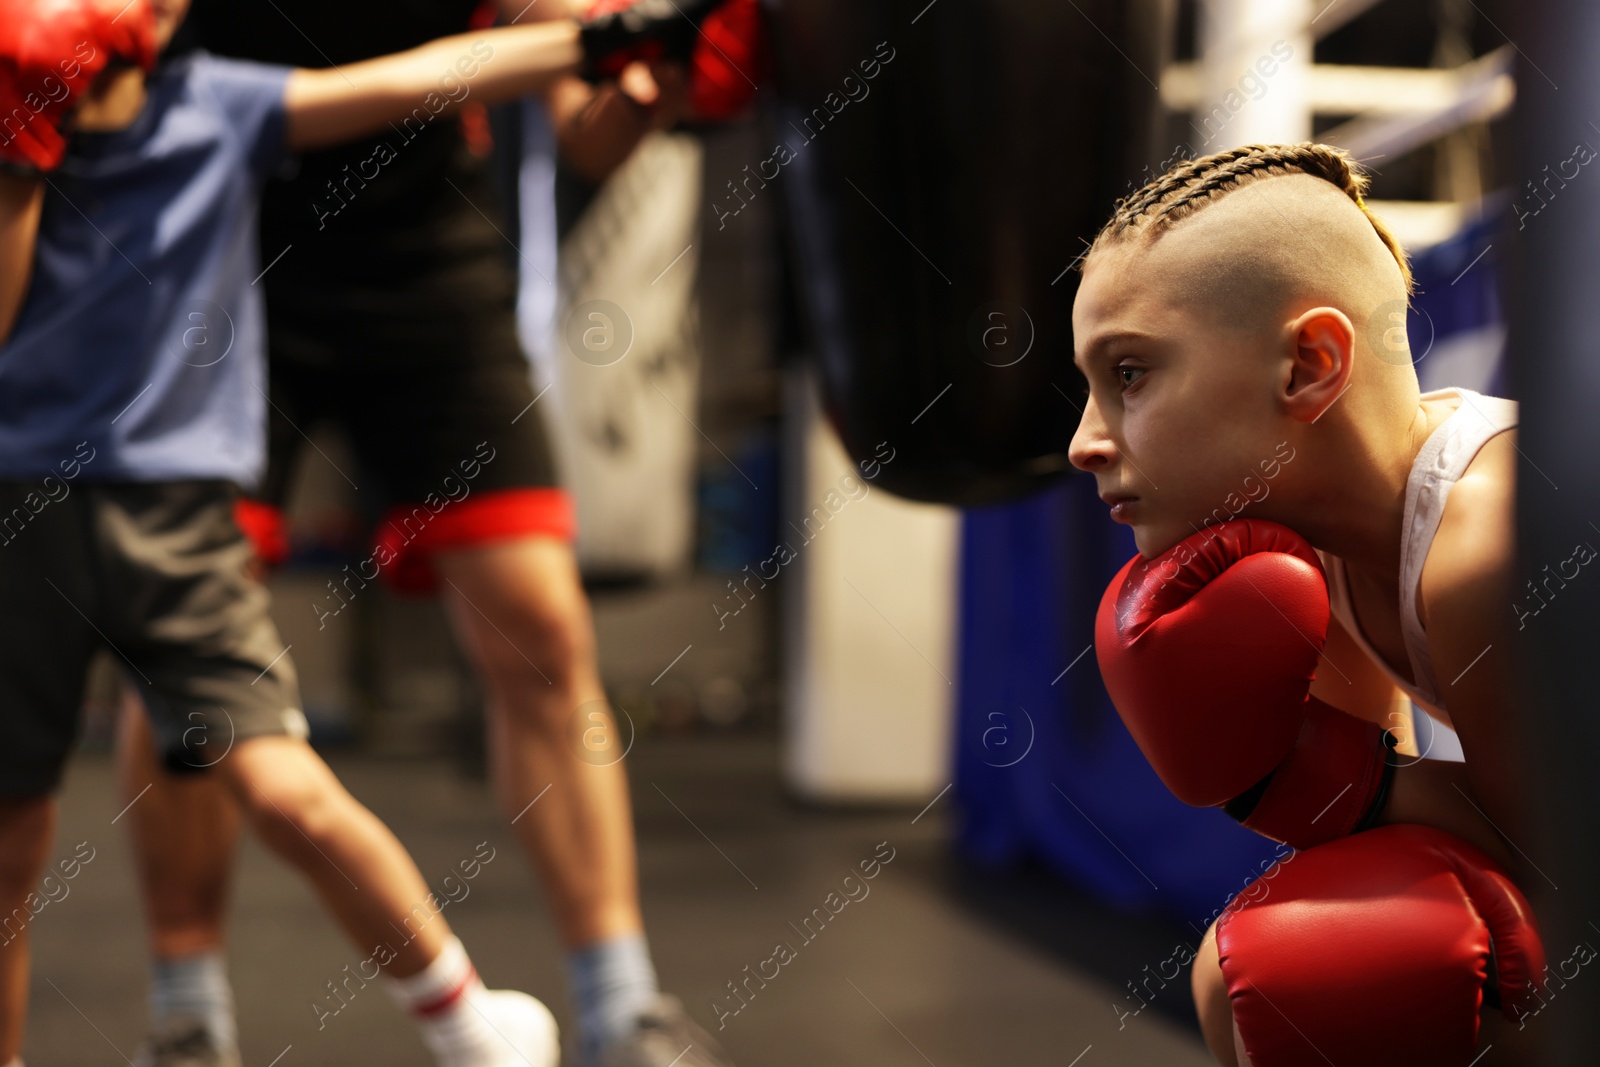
[1090,142,1413,295]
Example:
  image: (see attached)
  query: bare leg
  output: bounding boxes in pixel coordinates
[1193,919,1240,1067]
[1233,1017,1251,1067]
[0,796,56,1062]
[436,538,642,947]
[214,736,448,978]
[115,693,239,959]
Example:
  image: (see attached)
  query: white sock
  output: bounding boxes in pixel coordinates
[149,949,237,1049]
[384,936,501,1062]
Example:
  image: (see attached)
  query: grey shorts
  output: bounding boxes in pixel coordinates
[0,480,307,794]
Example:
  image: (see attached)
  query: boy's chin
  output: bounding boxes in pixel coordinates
[1132,527,1171,560]
[1131,520,1198,560]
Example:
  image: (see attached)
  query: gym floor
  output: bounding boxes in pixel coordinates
[24,735,1214,1066]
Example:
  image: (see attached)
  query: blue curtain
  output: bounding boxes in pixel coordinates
[953,472,1280,925]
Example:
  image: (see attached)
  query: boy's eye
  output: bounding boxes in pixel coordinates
[1116,364,1146,389]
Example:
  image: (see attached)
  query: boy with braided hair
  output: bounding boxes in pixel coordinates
[1073,143,1544,1064]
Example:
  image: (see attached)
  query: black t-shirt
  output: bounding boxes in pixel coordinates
[191,0,513,299]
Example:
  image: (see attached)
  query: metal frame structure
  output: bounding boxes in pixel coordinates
[1165,0,1512,251]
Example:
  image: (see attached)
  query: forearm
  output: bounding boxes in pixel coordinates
[285,21,583,152]
[548,58,689,182]
[0,172,44,346]
[548,76,651,182]
[500,0,582,22]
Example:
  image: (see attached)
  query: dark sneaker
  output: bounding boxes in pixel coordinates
[597,994,739,1067]
[131,1016,241,1067]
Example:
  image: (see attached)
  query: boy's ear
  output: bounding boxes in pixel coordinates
[1283,307,1354,423]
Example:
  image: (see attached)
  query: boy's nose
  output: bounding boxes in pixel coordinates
[1068,397,1115,472]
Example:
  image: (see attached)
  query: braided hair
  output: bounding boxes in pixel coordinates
[1090,143,1413,294]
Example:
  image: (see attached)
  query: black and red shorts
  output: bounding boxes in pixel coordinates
[245,247,574,593]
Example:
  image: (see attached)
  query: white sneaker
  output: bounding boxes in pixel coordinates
[465,989,561,1067]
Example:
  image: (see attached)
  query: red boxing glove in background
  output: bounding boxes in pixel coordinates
[0,0,157,171]
[686,0,763,122]
[580,0,764,121]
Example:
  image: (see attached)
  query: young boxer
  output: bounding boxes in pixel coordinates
[1072,143,1542,1064]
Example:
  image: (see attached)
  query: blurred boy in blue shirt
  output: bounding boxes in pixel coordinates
[0,0,721,1063]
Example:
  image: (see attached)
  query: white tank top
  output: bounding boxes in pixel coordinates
[1315,386,1519,719]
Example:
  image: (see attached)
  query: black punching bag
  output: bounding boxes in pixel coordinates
[762,0,1170,505]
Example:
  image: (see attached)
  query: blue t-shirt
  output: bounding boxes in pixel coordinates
[0,52,290,486]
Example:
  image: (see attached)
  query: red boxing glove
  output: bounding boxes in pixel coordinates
[0,0,156,171]
[579,0,763,121]
[233,498,290,569]
[1095,518,1397,847]
[686,0,763,122]
[1217,824,1546,1066]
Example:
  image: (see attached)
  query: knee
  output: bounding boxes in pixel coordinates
[233,763,344,857]
[0,796,55,888]
[471,595,596,698]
